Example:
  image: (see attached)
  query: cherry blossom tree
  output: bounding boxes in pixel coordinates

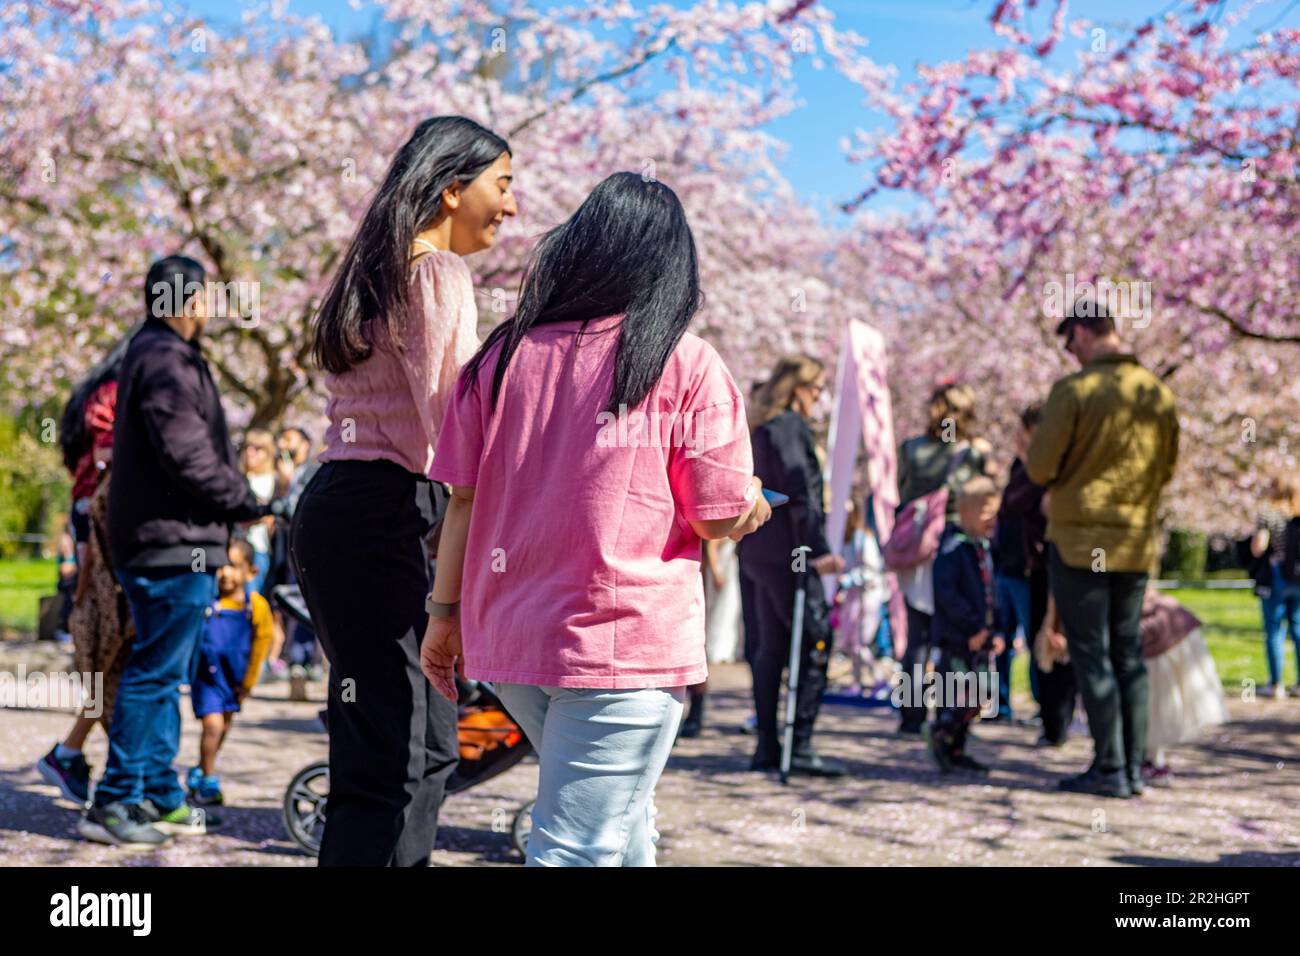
[831,0,1299,531]
[0,0,860,426]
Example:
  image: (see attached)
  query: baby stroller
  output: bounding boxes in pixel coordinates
[272,584,535,859]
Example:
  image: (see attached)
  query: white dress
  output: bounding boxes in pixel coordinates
[1146,627,1229,751]
[703,539,742,664]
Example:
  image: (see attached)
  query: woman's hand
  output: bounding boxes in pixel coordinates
[420,615,464,703]
[1250,528,1269,559]
[727,477,772,542]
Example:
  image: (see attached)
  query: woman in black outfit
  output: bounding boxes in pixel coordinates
[738,355,846,776]
[290,117,515,866]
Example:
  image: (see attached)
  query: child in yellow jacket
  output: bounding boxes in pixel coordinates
[187,538,275,806]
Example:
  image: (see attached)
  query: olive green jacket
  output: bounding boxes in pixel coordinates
[1025,353,1179,573]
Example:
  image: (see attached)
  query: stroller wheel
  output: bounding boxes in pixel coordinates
[511,800,534,859]
[283,760,329,857]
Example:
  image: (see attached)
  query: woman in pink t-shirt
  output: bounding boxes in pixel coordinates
[421,173,772,866]
[289,117,516,867]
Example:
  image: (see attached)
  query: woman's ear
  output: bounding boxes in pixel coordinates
[441,180,462,211]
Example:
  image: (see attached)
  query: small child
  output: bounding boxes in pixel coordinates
[926,477,1009,775]
[832,502,893,696]
[187,538,274,805]
[1140,588,1227,786]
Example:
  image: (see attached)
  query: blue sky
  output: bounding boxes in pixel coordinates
[180,0,1299,217]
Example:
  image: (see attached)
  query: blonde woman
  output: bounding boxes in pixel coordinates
[893,382,992,733]
[239,429,278,596]
[736,355,847,775]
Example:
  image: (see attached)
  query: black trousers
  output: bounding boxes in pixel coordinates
[741,561,831,760]
[897,601,933,730]
[738,567,760,668]
[289,460,458,867]
[930,650,982,755]
[1047,544,1149,773]
[1028,561,1076,744]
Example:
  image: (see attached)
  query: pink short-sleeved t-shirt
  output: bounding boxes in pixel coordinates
[429,314,756,689]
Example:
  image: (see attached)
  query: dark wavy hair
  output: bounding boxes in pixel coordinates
[312,116,511,374]
[59,330,135,473]
[461,172,703,415]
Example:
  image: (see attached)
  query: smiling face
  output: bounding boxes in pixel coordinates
[217,542,255,598]
[445,151,516,256]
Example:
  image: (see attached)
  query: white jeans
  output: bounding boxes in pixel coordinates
[494,683,685,867]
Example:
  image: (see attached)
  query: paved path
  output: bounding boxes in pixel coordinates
[1,644,1297,866]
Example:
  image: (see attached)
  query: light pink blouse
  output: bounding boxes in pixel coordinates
[319,249,479,477]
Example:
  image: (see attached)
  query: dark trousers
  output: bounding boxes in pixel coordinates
[741,561,830,759]
[290,460,458,867]
[739,567,759,668]
[1047,544,1149,773]
[930,650,982,755]
[897,601,932,730]
[1029,561,1076,743]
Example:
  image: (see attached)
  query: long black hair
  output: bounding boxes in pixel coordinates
[463,172,703,414]
[59,331,135,473]
[312,116,511,374]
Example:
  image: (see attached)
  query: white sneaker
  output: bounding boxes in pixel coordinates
[1258,684,1283,699]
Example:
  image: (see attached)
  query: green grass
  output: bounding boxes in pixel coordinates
[1167,586,1278,691]
[1007,584,1274,698]
[0,557,58,632]
[0,559,1285,692]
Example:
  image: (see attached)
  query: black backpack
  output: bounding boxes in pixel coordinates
[1281,516,1300,584]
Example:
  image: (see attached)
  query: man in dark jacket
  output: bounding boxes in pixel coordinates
[80,256,268,847]
[737,365,845,776]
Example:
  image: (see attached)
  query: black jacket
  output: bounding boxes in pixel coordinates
[107,318,264,570]
[931,523,1012,656]
[737,409,832,576]
[995,457,1046,578]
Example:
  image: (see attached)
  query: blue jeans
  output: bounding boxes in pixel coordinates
[494,683,685,867]
[94,568,216,809]
[995,574,1034,716]
[1260,561,1300,686]
[250,550,271,597]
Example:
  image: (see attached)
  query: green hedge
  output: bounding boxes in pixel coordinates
[0,411,70,559]
[1161,529,1207,580]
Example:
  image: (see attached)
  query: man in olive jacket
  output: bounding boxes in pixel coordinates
[1026,301,1179,799]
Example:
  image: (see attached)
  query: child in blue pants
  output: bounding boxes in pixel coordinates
[188,539,274,805]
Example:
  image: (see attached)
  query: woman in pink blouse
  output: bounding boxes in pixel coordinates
[289,117,515,867]
[420,173,771,866]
